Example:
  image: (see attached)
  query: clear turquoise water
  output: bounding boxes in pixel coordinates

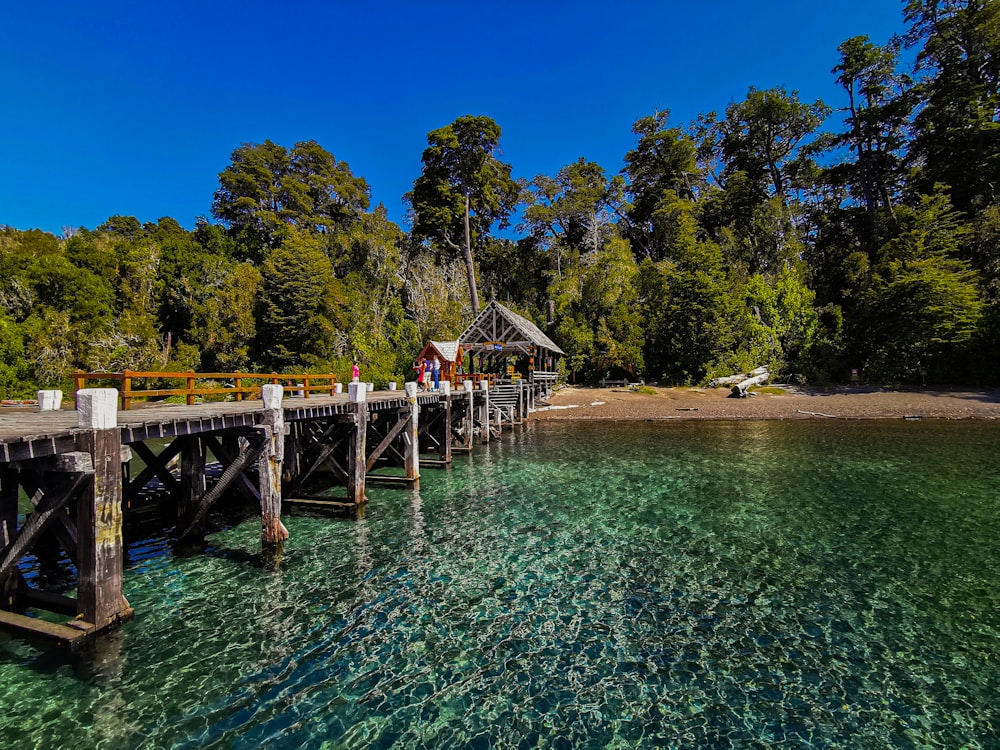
[2,420,999,748]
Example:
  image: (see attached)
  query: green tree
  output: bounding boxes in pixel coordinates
[851,192,984,380]
[829,36,913,230]
[212,140,370,254]
[622,111,700,257]
[256,230,347,370]
[524,158,623,262]
[904,0,1000,214]
[409,115,520,313]
[637,194,735,383]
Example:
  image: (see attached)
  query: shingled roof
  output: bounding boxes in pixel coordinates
[458,300,564,355]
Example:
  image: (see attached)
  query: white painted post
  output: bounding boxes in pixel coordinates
[348,381,367,402]
[37,389,63,411]
[389,382,397,391]
[366,382,374,392]
[440,380,451,396]
[334,383,343,394]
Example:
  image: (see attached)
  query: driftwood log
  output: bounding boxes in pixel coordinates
[730,366,770,398]
[710,374,745,387]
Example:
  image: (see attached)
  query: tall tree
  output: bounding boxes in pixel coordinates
[212,140,370,254]
[408,115,520,313]
[525,159,623,256]
[904,0,1000,214]
[622,111,700,257]
[255,230,347,370]
[830,36,913,228]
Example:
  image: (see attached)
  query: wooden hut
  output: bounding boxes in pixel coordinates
[415,340,464,385]
[458,301,563,389]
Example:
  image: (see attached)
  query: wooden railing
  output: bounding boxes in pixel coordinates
[73,370,338,410]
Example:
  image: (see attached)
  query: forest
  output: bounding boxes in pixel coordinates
[1,0,998,397]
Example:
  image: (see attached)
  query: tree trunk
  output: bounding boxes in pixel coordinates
[462,194,480,313]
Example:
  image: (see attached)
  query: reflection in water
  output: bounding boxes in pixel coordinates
[1,420,1000,748]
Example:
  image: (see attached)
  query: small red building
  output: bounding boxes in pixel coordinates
[414,340,465,385]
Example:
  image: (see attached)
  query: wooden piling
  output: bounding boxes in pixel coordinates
[259,385,288,554]
[75,388,133,632]
[404,382,420,489]
[0,468,18,608]
[479,381,490,444]
[439,381,452,464]
[347,382,368,508]
[461,381,475,451]
[178,436,207,542]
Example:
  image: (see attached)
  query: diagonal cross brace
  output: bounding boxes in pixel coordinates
[0,473,91,580]
[366,410,411,472]
[177,430,268,540]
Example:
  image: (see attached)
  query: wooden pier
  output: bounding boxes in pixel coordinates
[0,378,546,648]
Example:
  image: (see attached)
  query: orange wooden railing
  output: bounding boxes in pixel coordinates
[73,370,338,410]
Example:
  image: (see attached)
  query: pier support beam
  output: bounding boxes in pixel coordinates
[178,436,207,544]
[347,382,368,508]
[0,468,18,608]
[461,381,475,452]
[76,388,133,632]
[404,382,420,488]
[479,381,490,443]
[259,385,288,556]
[439,381,452,464]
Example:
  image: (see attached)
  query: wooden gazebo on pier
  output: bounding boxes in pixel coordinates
[458,301,562,393]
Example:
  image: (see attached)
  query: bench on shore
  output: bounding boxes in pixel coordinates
[599,378,644,389]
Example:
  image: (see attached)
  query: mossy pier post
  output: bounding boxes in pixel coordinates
[76,388,134,633]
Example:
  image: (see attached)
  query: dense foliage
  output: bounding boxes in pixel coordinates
[2,1,998,396]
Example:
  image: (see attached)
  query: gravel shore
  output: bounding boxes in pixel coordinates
[530,385,1000,421]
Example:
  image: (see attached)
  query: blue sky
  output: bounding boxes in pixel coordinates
[1,1,907,236]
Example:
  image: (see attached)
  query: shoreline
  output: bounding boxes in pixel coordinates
[529,385,1000,422]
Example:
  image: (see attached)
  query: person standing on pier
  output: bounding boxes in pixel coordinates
[416,359,427,391]
[351,360,360,382]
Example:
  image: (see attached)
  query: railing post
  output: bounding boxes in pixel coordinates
[329,376,336,396]
[122,370,133,411]
[186,371,196,406]
[235,372,243,402]
[73,371,85,409]
[303,375,311,399]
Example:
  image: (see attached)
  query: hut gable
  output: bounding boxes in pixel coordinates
[458,301,564,356]
[415,340,463,366]
[429,340,461,363]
